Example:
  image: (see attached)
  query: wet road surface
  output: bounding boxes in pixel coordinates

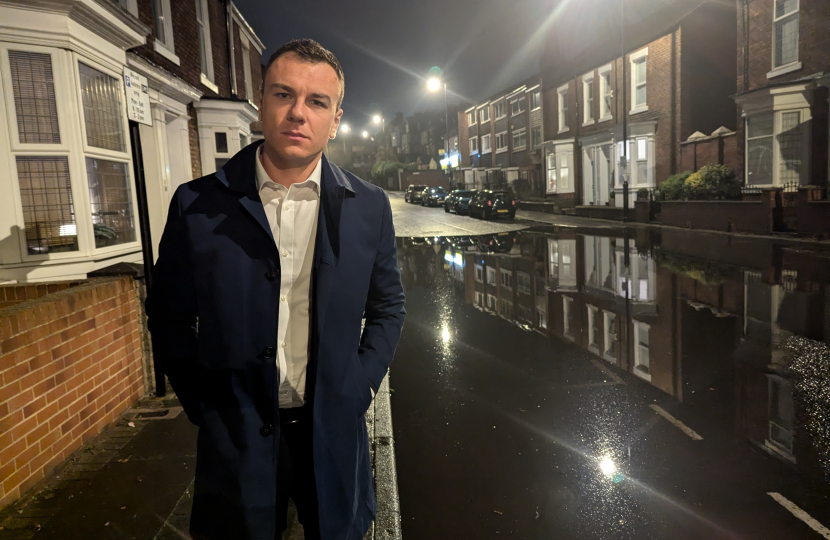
[389,215,830,539]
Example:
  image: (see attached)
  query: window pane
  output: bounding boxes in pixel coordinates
[154,0,166,44]
[747,113,774,138]
[637,161,648,184]
[778,111,802,185]
[635,59,647,83]
[215,132,228,153]
[240,134,248,148]
[79,63,126,152]
[9,51,61,144]
[637,138,647,160]
[775,15,799,68]
[16,157,78,254]
[215,158,229,170]
[775,0,797,18]
[747,137,774,185]
[86,158,136,248]
[635,84,647,107]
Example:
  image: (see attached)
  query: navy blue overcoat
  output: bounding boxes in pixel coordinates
[145,140,405,540]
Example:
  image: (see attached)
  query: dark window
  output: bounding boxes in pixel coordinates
[215,132,228,153]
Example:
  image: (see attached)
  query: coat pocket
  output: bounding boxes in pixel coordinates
[350,353,374,416]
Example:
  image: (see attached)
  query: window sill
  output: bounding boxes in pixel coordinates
[633,366,652,382]
[200,73,219,94]
[481,150,492,155]
[512,146,527,153]
[154,41,180,65]
[629,105,649,116]
[564,332,575,341]
[495,115,507,121]
[767,61,802,79]
[496,148,508,154]
[598,115,613,124]
[582,119,595,127]
[558,127,569,135]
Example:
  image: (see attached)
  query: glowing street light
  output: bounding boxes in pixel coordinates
[361,130,368,139]
[372,115,381,124]
[427,70,449,172]
[340,123,350,133]
[599,456,617,476]
[427,77,441,92]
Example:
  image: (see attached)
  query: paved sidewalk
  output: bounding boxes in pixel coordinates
[0,376,401,540]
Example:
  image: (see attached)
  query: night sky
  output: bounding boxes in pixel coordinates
[233,0,671,132]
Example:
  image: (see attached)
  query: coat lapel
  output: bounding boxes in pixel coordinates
[215,140,276,247]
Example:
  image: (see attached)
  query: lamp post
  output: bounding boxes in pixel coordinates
[620,0,630,222]
[427,74,449,172]
[340,123,350,156]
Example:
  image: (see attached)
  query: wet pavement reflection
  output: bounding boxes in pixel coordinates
[391,225,830,539]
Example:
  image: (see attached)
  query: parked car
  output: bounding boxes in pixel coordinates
[422,187,448,207]
[469,190,516,220]
[444,190,476,214]
[405,185,428,203]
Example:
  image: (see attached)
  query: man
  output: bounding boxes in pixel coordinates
[145,39,405,540]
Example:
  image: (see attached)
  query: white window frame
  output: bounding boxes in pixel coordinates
[469,136,478,155]
[1,44,138,264]
[512,127,526,152]
[487,293,497,311]
[598,64,613,121]
[475,264,484,283]
[240,35,254,106]
[557,84,569,133]
[582,71,595,126]
[510,97,525,116]
[152,0,180,65]
[479,106,490,123]
[500,268,512,290]
[633,321,651,381]
[530,90,541,111]
[587,305,599,352]
[517,272,531,295]
[486,266,497,286]
[563,296,574,339]
[769,0,801,78]
[603,311,617,362]
[475,291,485,306]
[480,133,492,154]
[531,126,542,149]
[195,0,215,89]
[494,100,506,120]
[630,48,648,114]
[495,131,508,154]
[744,109,808,187]
[467,110,476,126]
[546,152,557,194]
[558,152,571,192]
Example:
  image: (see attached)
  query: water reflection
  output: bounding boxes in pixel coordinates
[397,227,830,488]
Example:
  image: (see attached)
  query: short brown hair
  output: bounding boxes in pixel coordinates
[264,39,345,108]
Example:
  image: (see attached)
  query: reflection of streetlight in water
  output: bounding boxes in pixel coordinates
[441,325,451,344]
[599,456,616,476]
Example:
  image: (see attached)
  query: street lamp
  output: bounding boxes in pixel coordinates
[361,130,368,139]
[427,71,449,175]
[340,123,350,155]
[340,123,350,133]
[620,0,630,222]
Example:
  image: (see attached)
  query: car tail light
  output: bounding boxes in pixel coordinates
[512,200,516,206]
[487,200,492,207]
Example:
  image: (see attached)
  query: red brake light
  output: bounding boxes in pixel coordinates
[487,200,493,207]
[512,200,516,206]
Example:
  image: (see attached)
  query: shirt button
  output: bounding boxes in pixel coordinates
[282,250,289,257]
[259,424,274,437]
[280,296,286,302]
[266,268,278,280]
[280,342,286,348]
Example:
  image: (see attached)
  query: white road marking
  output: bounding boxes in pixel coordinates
[649,404,703,440]
[768,492,830,539]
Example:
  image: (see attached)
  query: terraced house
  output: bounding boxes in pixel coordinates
[540,0,738,214]
[458,75,545,196]
[0,0,264,283]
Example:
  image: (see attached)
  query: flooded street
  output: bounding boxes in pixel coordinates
[390,213,830,539]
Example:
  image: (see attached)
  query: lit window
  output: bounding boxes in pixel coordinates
[773,0,799,69]
[746,113,775,186]
[633,322,650,381]
[16,157,78,254]
[486,266,497,285]
[8,51,60,144]
[559,154,570,190]
[546,153,557,193]
[86,158,136,248]
[548,239,559,277]
[778,111,802,186]
[475,264,484,283]
[79,63,126,152]
[479,107,490,123]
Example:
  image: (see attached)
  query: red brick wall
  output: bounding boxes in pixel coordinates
[0,278,145,510]
[132,0,231,98]
[738,0,830,93]
[0,282,83,311]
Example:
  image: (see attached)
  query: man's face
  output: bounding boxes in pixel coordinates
[260,53,342,165]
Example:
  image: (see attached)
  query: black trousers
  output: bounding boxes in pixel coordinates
[276,406,321,540]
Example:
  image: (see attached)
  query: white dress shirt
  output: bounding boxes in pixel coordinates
[255,146,321,408]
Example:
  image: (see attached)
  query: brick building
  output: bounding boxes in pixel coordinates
[0,0,264,283]
[458,76,545,196]
[540,0,738,210]
[734,0,830,190]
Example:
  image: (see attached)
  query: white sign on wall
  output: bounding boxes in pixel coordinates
[123,68,151,126]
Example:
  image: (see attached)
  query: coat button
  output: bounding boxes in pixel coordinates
[266,268,278,281]
[263,346,274,357]
[259,424,274,437]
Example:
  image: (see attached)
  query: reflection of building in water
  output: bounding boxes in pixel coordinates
[400,229,830,483]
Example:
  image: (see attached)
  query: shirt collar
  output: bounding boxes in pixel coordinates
[255,145,322,193]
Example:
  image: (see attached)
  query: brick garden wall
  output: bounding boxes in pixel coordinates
[0,278,145,510]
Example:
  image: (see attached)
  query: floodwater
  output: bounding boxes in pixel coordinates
[391,224,830,539]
